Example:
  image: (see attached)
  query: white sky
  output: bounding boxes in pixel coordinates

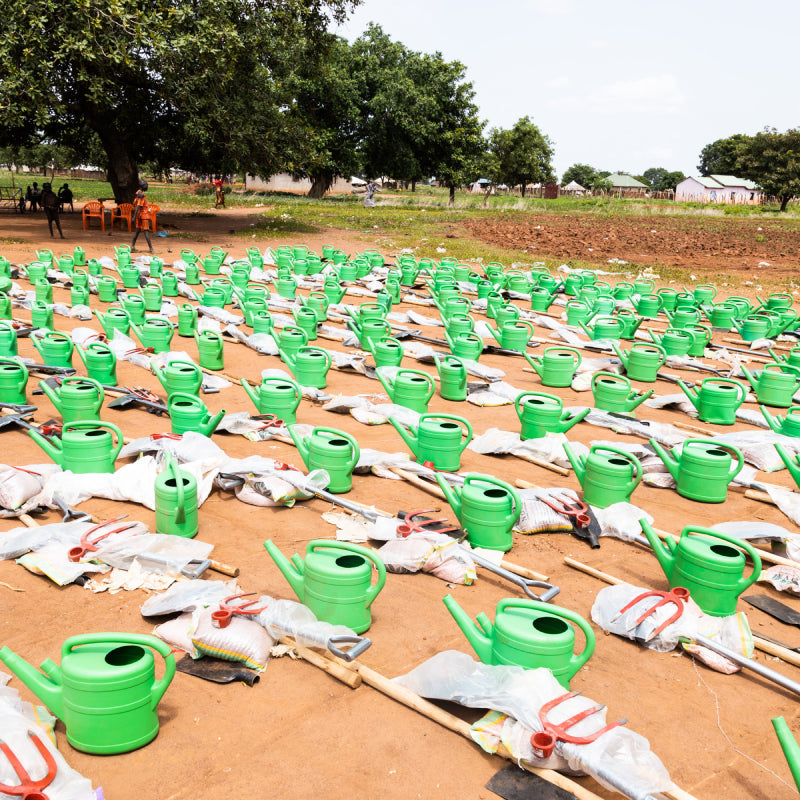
[336,0,799,181]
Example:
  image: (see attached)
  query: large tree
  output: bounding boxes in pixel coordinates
[697,134,748,176]
[489,117,554,198]
[561,163,597,188]
[0,0,359,202]
[736,127,800,212]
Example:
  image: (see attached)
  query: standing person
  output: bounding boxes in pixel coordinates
[214,178,226,209]
[40,183,65,239]
[363,180,378,208]
[130,179,154,253]
[30,182,41,212]
[58,183,74,212]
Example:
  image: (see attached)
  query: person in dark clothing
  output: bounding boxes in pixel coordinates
[40,183,65,238]
[130,180,154,252]
[30,182,41,212]
[58,183,74,212]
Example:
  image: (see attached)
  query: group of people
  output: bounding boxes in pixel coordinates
[21,182,73,214]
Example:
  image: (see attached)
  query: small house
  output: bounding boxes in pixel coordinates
[675,175,761,204]
[605,174,648,197]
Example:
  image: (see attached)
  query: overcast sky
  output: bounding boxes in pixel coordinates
[336,0,798,181]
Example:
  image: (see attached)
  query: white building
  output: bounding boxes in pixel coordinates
[675,174,762,204]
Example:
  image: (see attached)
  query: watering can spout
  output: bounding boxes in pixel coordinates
[153,363,168,393]
[611,342,628,369]
[388,418,418,457]
[639,518,675,578]
[434,473,462,521]
[772,716,800,792]
[578,320,592,337]
[622,389,654,412]
[240,378,259,407]
[561,441,585,484]
[485,322,501,344]
[760,405,781,433]
[375,369,395,401]
[38,379,62,413]
[27,429,63,466]
[648,438,679,482]
[775,442,800,487]
[739,365,758,391]
[287,424,311,469]
[129,322,144,345]
[263,539,305,600]
[0,646,64,718]
[201,408,226,437]
[677,379,699,410]
[523,352,544,378]
[442,594,493,663]
[279,347,297,371]
[647,328,663,345]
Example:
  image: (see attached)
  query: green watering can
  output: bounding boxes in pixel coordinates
[741,363,800,408]
[774,442,800,490]
[701,302,737,330]
[368,336,405,368]
[442,596,595,689]
[154,359,202,397]
[184,262,200,285]
[654,287,677,312]
[292,306,319,340]
[177,303,198,336]
[31,331,73,368]
[26,262,48,282]
[120,294,146,325]
[71,284,89,306]
[435,473,521,552]
[288,425,360,494]
[565,300,596,327]
[29,420,123,473]
[732,315,771,342]
[615,308,643,339]
[613,281,634,301]
[281,345,331,389]
[377,368,435,413]
[612,342,666,383]
[758,292,794,311]
[40,376,104,424]
[761,406,800,438]
[34,278,53,304]
[494,303,521,329]
[649,438,743,503]
[648,327,693,357]
[0,357,28,404]
[435,295,471,321]
[525,347,581,388]
[72,246,86,266]
[665,307,700,330]
[323,278,346,304]
[435,354,468,401]
[277,325,309,362]
[251,308,274,335]
[633,277,654,296]
[264,540,385,634]
[131,318,174,353]
[579,315,624,341]
[0,633,175,754]
[690,283,717,304]
[0,292,11,320]
[0,320,18,357]
[57,254,74,274]
[390,413,473,472]
[515,392,589,440]
[272,273,298,299]
[117,263,141,289]
[31,300,54,330]
[160,270,178,298]
[303,291,329,322]
[141,281,163,312]
[241,375,300,424]
[678,377,746,425]
[72,269,89,290]
[563,442,643,508]
[445,313,475,337]
[640,520,761,617]
[168,393,225,436]
[148,256,164,278]
[591,372,653,414]
[155,455,198,538]
[201,286,226,308]
[486,320,535,352]
[194,329,225,371]
[77,341,118,386]
[445,330,484,361]
[95,307,131,338]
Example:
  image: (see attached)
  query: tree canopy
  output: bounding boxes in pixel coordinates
[487,117,554,198]
[561,163,597,188]
[696,134,749,177]
[0,0,360,202]
[735,128,800,212]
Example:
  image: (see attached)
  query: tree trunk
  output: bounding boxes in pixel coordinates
[521,182,527,198]
[781,194,791,212]
[448,185,455,207]
[85,107,140,203]
[411,180,416,192]
[307,173,333,199]
[482,188,490,208]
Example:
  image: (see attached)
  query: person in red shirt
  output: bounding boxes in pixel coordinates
[130,180,154,252]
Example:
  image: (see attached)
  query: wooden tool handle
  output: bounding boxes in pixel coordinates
[277,636,361,689]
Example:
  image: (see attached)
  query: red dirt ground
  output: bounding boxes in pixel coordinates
[0,204,799,800]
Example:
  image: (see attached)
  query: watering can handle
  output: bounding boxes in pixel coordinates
[62,376,104,409]
[592,444,643,486]
[65,420,124,460]
[425,413,473,449]
[62,632,176,709]
[313,427,361,471]
[681,439,746,481]
[168,457,186,525]
[463,474,522,527]
[308,541,386,605]
[683,527,762,588]
[710,378,747,405]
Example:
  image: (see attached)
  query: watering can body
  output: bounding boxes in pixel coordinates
[529,287,556,312]
[0,633,175,754]
[741,363,800,408]
[288,425,360,493]
[445,330,483,361]
[292,306,319,341]
[154,360,203,397]
[443,596,595,688]
[304,291,329,322]
[31,300,54,330]
[0,321,18,357]
[168,392,225,436]
[615,308,642,339]
[31,331,74,368]
[613,342,666,383]
[323,279,346,304]
[34,278,53,304]
[565,300,595,327]
[241,376,301,423]
[377,368,435,413]
[0,357,28,404]
[282,346,331,389]
[277,325,309,363]
[95,307,131,338]
[564,442,642,508]
[194,330,225,371]
[177,303,198,336]
[40,376,104,424]
[131,318,174,353]
[641,520,761,616]
[155,456,198,538]
[580,315,624,341]
[648,327,693,357]
[665,307,700,330]
[445,313,475,337]
[762,406,800,438]
[369,336,404,368]
[685,323,712,357]
[28,420,123,473]
[649,437,743,503]
[515,391,589,440]
[678,378,746,425]
[141,281,163,312]
[436,354,468,401]
[390,413,473,472]
[435,473,521,551]
[733,315,771,342]
[635,295,662,319]
[264,539,385,633]
[120,294,146,325]
[702,302,737,330]
[591,372,653,414]
[487,320,534,352]
[117,263,141,289]
[162,270,179,297]
[525,347,581,388]
[77,341,118,386]
[70,284,90,307]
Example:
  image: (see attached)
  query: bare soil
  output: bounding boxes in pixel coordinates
[0,204,799,800]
